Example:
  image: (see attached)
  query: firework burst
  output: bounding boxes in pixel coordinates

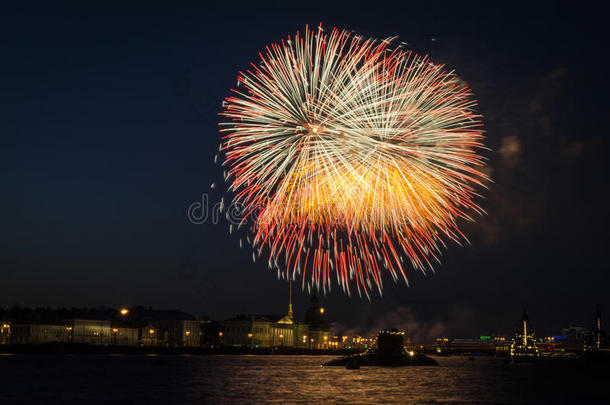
[219,25,488,298]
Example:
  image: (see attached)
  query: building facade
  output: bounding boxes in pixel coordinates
[71,319,112,345]
[10,323,70,344]
[123,308,201,347]
[222,290,329,349]
[3,308,202,347]
[0,322,10,344]
[153,319,200,347]
[110,325,140,346]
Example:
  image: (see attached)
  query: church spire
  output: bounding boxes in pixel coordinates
[521,308,529,346]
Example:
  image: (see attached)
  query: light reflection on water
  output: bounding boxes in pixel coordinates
[0,354,608,404]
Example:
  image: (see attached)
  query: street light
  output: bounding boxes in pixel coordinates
[120,308,129,316]
[112,328,119,345]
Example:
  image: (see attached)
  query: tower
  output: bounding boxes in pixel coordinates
[304,292,326,329]
[594,304,601,350]
[510,308,538,360]
[521,309,529,346]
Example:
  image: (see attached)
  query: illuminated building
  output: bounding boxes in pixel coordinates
[585,304,607,351]
[222,314,298,347]
[510,309,539,361]
[431,335,508,355]
[7,320,114,345]
[9,323,71,344]
[70,319,113,345]
[0,322,10,345]
[302,292,329,349]
[109,322,140,346]
[123,308,201,347]
[7,318,114,345]
[0,306,202,347]
[344,335,374,350]
[222,283,329,348]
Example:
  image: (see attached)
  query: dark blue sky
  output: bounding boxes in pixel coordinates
[1,1,608,338]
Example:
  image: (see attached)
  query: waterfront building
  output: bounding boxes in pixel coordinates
[123,308,200,347]
[200,319,223,348]
[70,319,112,345]
[562,326,589,343]
[109,322,140,346]
[149,316,200,347]
[303,292,329,349]
[223,314,269,347]
[0,322,10,344]
[136,321,167,346]
[222,284,329,349]
[2,307,202,347]
[153,319,200,347]
[585,304,607,351]
[8,318,114,345]
[223,313,300,347]
[8,319,112,345]
[510,309,539,361]
[342,335,374,350]
[10,323,71,344]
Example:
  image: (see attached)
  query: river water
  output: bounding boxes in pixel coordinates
[0,354,608,404]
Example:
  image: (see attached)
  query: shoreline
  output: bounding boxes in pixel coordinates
[0,343,361,356]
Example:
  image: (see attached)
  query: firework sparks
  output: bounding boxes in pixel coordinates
[219,25,488,298]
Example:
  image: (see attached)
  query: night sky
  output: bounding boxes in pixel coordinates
[1,1,608,339]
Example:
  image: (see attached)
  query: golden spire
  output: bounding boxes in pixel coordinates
[521,309,528,346]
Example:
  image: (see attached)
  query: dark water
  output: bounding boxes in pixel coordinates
[0,354,608,404]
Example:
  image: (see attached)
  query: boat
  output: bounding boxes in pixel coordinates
[510,310,539,363]
[345,358,360,369]
[323,329,438,367]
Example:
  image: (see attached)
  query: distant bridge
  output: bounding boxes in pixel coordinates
[410,344,585,356]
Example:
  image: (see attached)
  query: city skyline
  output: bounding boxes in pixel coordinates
[1,299,605,342]
[1,2,608,339]
[1,2,608,404]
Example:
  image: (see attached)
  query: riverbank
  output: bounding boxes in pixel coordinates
[0,343,361,356]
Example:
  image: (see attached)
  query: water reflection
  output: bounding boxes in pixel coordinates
[0,355,608,404]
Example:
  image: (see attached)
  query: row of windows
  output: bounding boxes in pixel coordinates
[226,326,252,333]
